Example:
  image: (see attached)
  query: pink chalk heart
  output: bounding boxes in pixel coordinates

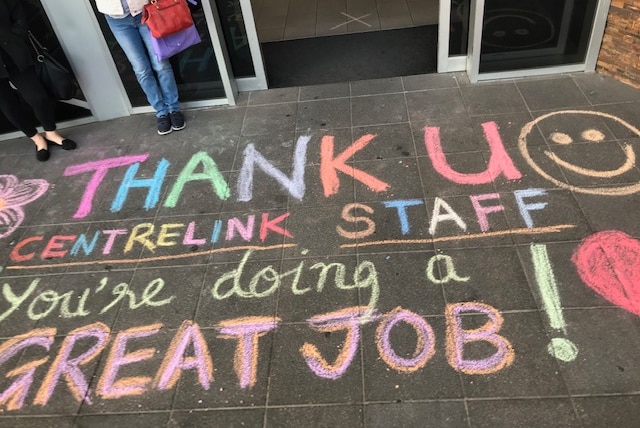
[572,230,640,316]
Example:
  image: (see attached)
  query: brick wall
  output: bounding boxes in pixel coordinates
[596,0,640,88]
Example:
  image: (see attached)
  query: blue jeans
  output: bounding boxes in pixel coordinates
[105,13,181,117]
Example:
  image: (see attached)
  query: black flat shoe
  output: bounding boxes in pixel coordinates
[46,138,77,150]
[36,147,50,162]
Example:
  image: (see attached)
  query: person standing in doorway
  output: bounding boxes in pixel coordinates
[95,0,186,135]
[0,0,77,162]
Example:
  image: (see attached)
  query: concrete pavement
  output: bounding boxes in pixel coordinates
[1,71,640,427]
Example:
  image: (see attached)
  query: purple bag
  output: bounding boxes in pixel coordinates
[150,24,201,61]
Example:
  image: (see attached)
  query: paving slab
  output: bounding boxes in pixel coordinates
[1,72,640,427]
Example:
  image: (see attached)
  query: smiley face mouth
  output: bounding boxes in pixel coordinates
[544,143,636,178]
[519,110,640,196]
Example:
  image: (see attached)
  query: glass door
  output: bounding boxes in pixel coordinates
[449,0,470,56]
[90,0,238,110]
[215,0,268,91]
[467,0,611,81]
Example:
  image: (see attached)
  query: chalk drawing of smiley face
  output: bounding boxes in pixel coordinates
[519,110,640,196]
[482,9,555,50]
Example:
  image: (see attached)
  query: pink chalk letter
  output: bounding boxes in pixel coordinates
[217,317,279,389]
[470,193,504,232]
[64,155,149,219]
[155,321,213,391]
[424,122,522,185]
[376,307,435,373]
[445,302,514,375]
[34,323,110,406]
[97,323,161,399]
[301,306,373,380]
[0,328,56,411]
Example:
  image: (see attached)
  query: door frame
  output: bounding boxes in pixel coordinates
[465,0,612,83]
[438,0,469,73]
[235,0,268,92]
[200,0,240,106]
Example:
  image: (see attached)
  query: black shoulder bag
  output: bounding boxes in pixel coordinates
[27,31,78,101]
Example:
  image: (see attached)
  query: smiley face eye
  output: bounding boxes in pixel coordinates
[550,132,573,145]
[581,129,605,142]
[515,28,530,36]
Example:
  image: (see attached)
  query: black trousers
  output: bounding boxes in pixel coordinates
[0,65,56,138]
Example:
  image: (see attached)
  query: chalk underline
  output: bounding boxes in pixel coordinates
[340,225,577,248]
[6,243,296,270]
[6,225,575,270]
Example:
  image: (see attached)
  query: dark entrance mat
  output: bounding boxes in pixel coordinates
[262,25,438,88]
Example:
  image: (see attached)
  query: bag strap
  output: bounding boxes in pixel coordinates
[149,0,197,8]
[27,31,69,70]
[28,31,47,58]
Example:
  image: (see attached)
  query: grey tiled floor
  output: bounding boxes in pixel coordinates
[251,0,439,41]
[1,71,640,427]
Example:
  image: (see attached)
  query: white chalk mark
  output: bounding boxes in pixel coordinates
[331,13,372,30]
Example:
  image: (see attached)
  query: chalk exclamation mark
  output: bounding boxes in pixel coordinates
[530,243,578,362]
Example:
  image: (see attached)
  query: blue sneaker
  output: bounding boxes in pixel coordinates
[157,114,172,135]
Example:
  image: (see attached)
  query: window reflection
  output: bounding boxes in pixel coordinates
[215,0,254,77]
[450,0,470,56]
[480,0,599,72]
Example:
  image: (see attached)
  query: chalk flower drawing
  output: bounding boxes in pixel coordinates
[0,174,49,239]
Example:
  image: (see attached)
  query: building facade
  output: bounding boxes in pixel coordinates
[597,0,640,89]
[1,0,630,140]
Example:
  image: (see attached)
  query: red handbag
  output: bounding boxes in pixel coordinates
[141,0,194,38]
